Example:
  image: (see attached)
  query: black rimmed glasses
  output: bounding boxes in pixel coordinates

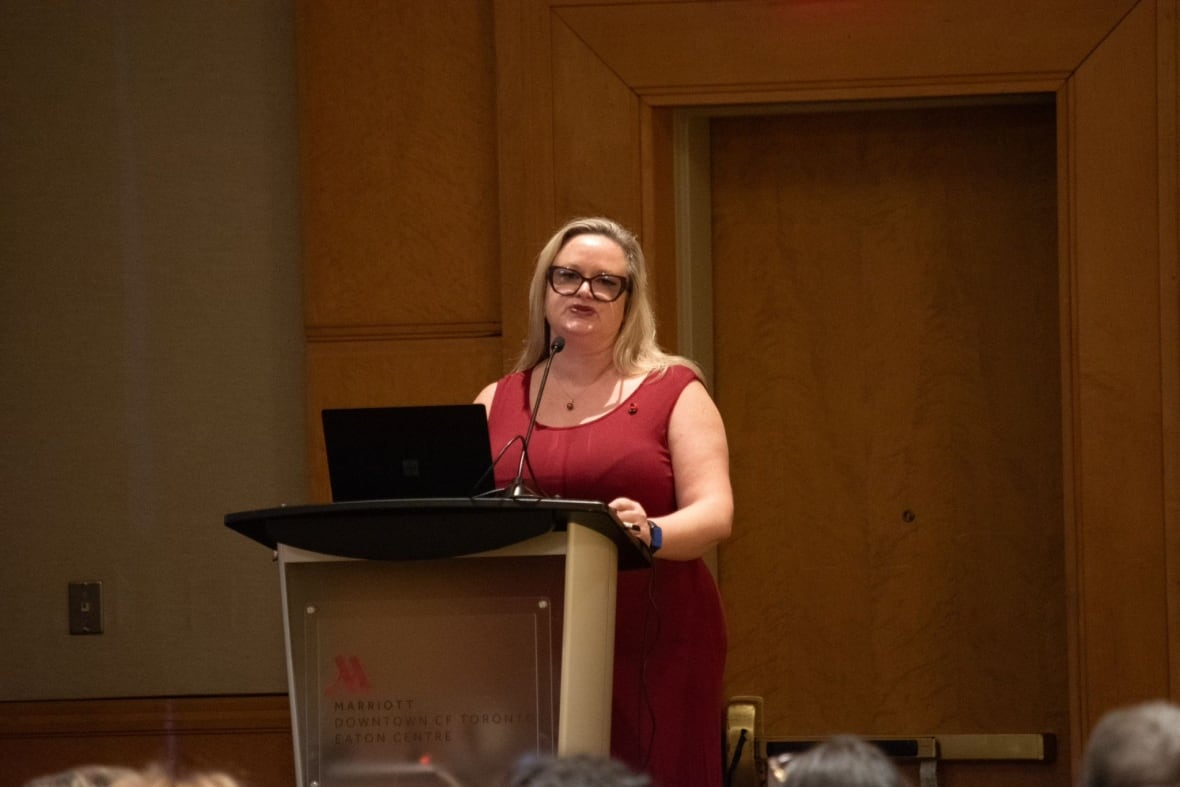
[547,266,630,302]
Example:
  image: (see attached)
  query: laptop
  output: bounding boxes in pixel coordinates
[321,404,496,502]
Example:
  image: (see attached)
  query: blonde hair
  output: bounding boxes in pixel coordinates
[513,216,701,378]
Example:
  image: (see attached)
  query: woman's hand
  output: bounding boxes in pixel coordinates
[609,496,653,549]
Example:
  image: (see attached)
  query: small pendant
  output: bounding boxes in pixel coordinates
[565,401,575,411]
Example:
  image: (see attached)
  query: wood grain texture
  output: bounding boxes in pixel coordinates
[711,104,1066,787]
[1064,0,1175,726]
[0,695,294,787]
[494,0,558,369]
[551,15,644,225]
[297,0,501,331]
[1157,0,1180,702]
[552,0,1137,94]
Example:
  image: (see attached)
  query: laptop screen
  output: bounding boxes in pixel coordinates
[321,404,496,502]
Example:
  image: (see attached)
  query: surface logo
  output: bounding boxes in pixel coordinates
[324,654,371,696]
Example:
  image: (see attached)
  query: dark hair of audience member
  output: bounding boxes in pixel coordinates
[503,753,652,787]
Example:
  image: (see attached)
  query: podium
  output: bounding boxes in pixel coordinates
[226,497,649,787]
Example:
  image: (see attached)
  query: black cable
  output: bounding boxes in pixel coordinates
[637,557,660,768]
[472,434,522,497]
[725,727,749,787]
[472,433,552,499]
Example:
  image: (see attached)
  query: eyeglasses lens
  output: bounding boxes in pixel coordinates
[547,267,627,302]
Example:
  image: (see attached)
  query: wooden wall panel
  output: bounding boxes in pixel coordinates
[1160,1,1180,695]
[297,0,500,332]
[493,0,558,368]
[550,17,644,226]
[639,106,681,353]
[1065,0,1177,725]
[552,1,1135,95]
[0,696,294,787]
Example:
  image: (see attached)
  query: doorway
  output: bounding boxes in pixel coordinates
[697,99,1067,786]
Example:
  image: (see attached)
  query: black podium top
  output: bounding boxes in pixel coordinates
[225,497,651,570]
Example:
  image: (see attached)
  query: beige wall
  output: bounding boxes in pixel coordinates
[0,0,303,699]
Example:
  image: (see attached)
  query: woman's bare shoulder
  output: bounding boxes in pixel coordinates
[474,380,499,410]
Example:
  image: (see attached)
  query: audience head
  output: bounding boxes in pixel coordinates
[1082,699,1180,787]
[23,766,137,787]
[769,735,912,787]
[503,753,651,787]
[24,765,244,787]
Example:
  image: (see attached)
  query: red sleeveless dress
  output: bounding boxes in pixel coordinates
[487,364,727,787]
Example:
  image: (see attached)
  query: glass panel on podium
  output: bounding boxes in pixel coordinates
[283,553,567,787]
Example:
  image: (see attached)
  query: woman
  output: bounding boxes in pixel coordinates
[476,217,733,787]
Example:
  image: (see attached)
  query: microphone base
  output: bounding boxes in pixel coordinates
[473,484,544,500]
[504,481,542,499]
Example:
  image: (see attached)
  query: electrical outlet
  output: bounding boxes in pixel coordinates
[68,581,103,635]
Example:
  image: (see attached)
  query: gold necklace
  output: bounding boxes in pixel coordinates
[552,364,617,411]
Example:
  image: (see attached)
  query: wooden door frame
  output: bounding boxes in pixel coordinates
[495,0,1179,768]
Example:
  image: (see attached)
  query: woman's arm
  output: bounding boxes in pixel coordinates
[611,379,734,560]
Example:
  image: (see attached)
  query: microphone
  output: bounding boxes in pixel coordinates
[506,335,565,498]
